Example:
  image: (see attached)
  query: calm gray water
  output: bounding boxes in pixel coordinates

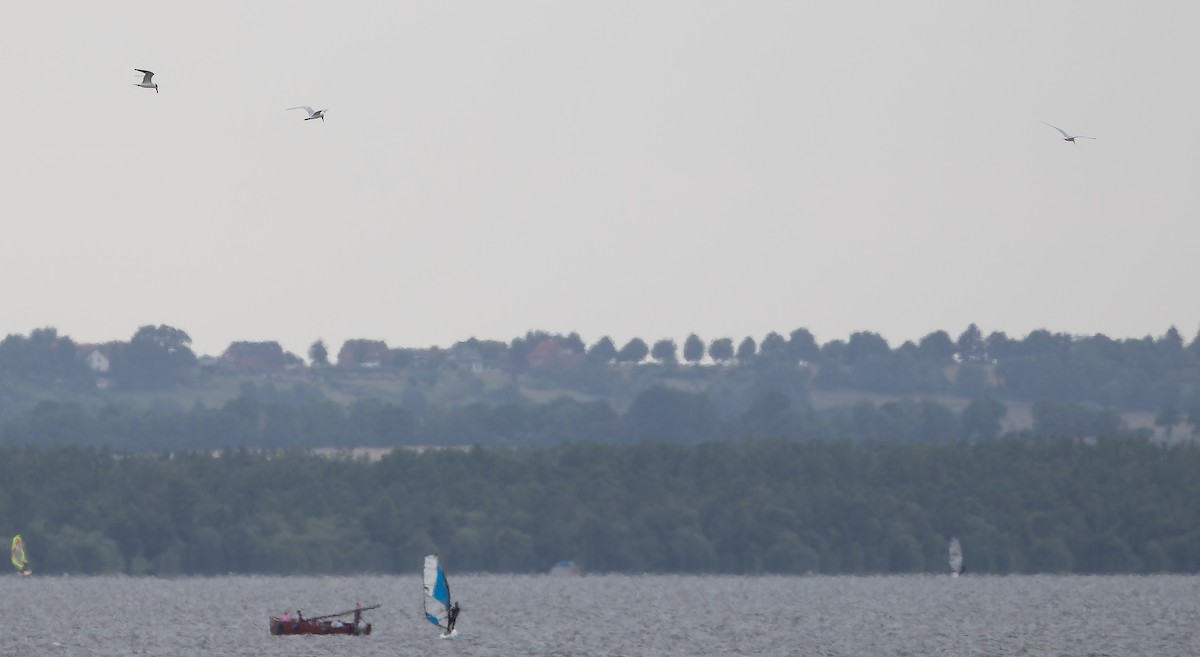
[2,574,1198,656]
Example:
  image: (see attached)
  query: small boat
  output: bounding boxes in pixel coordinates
[423,554,459,637]
[948,537,964,577]
[11,535,31,576]
[548,560,581,576]
[269,604,378,636]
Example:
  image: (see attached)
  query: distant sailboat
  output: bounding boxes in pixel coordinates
[11,535,31,576]
[423,555,457,637]
[549,560,581,576]
[948,538,963,577]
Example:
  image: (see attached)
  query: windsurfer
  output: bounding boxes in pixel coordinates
[354,600,362,625]
[11,535,31,576]
[446,602,461,634]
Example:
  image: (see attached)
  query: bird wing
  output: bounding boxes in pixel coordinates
[1074,135,1097,140]
[1041,122,1071,139]
[288,106,316,116]
[135,69,155,83]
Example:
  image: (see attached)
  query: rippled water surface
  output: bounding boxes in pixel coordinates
[3,574,1198,656]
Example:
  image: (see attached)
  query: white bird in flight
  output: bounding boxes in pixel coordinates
[1042,122,1095,143]
[133,69,158,93]
[288,106,327,122]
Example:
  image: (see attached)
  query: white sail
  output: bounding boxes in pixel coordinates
[948,538,963,576]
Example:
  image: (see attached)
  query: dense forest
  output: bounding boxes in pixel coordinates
[2,437,1197,576]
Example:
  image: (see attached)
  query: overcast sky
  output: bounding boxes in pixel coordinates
[3,2,1198,358]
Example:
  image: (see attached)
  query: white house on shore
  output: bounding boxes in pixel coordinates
[85,349,110,373]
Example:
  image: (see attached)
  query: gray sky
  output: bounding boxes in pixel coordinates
[4,2,1198,358]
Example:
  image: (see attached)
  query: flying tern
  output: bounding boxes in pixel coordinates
[133,69,158,93]
[288,106,327,122]
[1042,122,1095,143]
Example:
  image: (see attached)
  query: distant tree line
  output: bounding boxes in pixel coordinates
[6,324,1200,420]
[1,437,1197,576]
[345,325,1200,416]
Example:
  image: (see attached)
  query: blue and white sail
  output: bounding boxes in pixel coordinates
[423,554,451,630]
[948,538,963,577]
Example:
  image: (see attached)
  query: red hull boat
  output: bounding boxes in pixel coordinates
[269,604,378,636]
[269,617,371,635]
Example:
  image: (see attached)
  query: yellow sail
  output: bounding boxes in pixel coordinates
[11,535,30,575]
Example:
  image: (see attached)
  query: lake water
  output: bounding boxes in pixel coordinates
[2,574,1197,656]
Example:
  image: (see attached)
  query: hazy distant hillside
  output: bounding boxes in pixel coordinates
[1,323,1198,450]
